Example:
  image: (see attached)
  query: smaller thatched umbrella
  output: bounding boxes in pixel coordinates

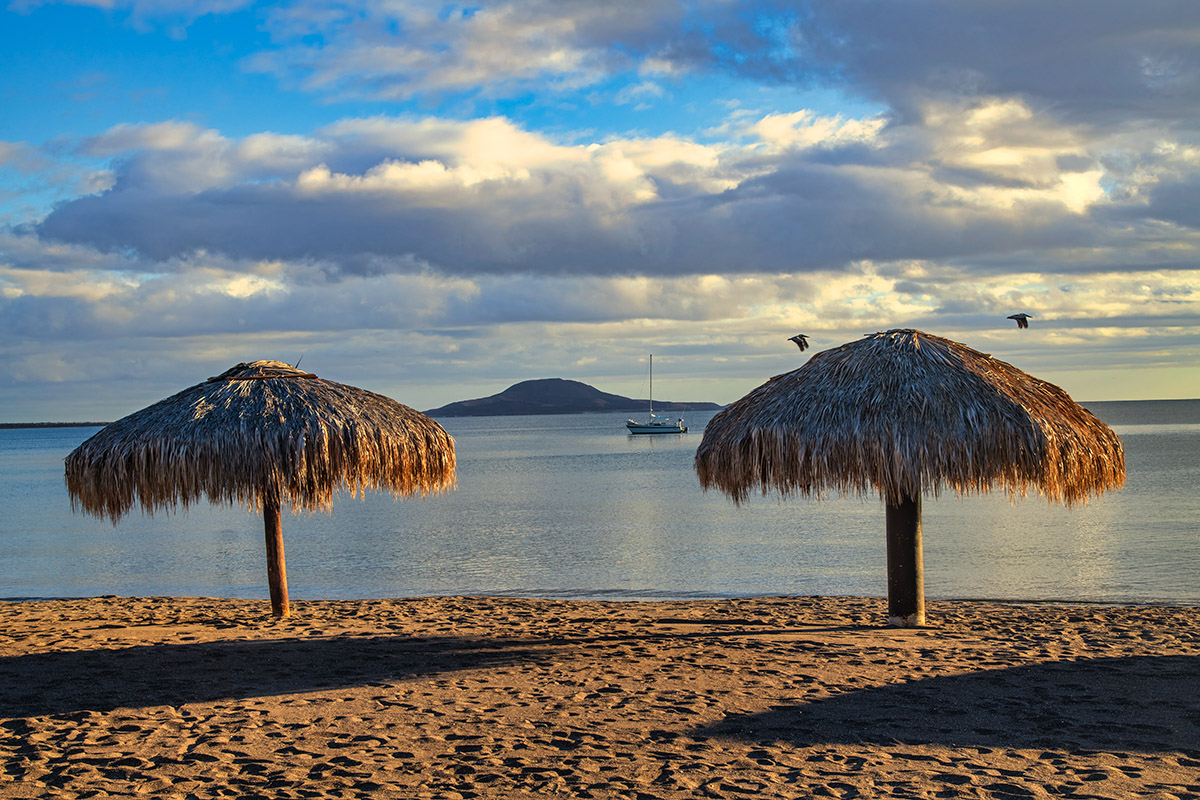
[66,361,456,618]
[695,329,1124,627]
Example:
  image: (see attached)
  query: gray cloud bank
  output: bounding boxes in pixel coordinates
[794,1,1200,125]
[27,118,1193,281]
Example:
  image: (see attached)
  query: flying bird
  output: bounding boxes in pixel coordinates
[788,334,810,351]
[1007,313,1032,329]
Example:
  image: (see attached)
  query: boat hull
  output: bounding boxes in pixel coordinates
[626,420,688,434]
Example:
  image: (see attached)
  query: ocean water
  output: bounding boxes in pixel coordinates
[0,400,1197,605]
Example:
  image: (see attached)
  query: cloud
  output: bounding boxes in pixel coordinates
[613,81,666,108]
[74,121,333,194]
[0,141,50,172]
[6,222,1196,351]
[201,0,1200,139]
[792,0,1200,128]
[741,110,885,151]
[37,102,1185,278]
[5,243,1197,420]
[1137,175,1200,229]
[20,1,1199,131]
[9,0,255,30]
[1,140,113,225]
[245,0,707,101]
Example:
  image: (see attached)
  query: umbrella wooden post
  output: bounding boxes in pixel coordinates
[885,492,925,627]
[263,495,290,618]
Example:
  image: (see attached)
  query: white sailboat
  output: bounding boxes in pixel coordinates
[626,354,688,434]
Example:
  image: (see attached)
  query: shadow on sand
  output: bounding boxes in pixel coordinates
[0,635,550,718]
[699,654,1200,754]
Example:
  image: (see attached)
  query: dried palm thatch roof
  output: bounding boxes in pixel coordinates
[695,329,1124,507]
[66,361,456,521]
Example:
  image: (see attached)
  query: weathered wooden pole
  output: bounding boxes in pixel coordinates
[263,494,290,618]
[885,492,925,627]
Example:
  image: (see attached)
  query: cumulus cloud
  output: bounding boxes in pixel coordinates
[74,121,332,194]
[38,102,1186,278]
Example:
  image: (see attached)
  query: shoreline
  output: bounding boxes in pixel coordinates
[2,594,1197,798]
[4,591,1199,608]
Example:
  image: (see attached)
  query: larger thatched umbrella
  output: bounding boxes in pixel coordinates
[695,329,1124,627]
[65,360,456,618]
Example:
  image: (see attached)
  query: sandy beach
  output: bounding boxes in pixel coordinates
[1,595,1197,799]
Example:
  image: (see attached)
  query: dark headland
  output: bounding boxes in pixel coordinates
[424,378,722,417]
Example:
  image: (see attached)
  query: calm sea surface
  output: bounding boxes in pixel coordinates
[1,400,1197,604]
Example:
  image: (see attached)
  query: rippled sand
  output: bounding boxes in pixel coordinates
[1,595,1197,798]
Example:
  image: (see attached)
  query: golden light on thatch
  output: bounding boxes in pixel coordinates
[65,361,456,618]
[695,329,1125,627]
[696,329,1124,506]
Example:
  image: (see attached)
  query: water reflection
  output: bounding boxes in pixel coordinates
[1,401,1197,604]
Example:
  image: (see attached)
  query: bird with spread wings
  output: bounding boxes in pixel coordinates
[788,334,810,351]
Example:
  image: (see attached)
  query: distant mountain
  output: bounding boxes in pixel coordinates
[424,378,722,417]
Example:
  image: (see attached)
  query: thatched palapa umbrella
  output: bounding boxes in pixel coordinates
[695,329,1124,627]
[66,361,456,618]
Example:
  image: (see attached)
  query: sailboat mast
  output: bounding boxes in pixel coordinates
[649,354,653,414]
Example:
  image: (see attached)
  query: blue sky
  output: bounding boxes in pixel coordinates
[2,0,1199,422]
